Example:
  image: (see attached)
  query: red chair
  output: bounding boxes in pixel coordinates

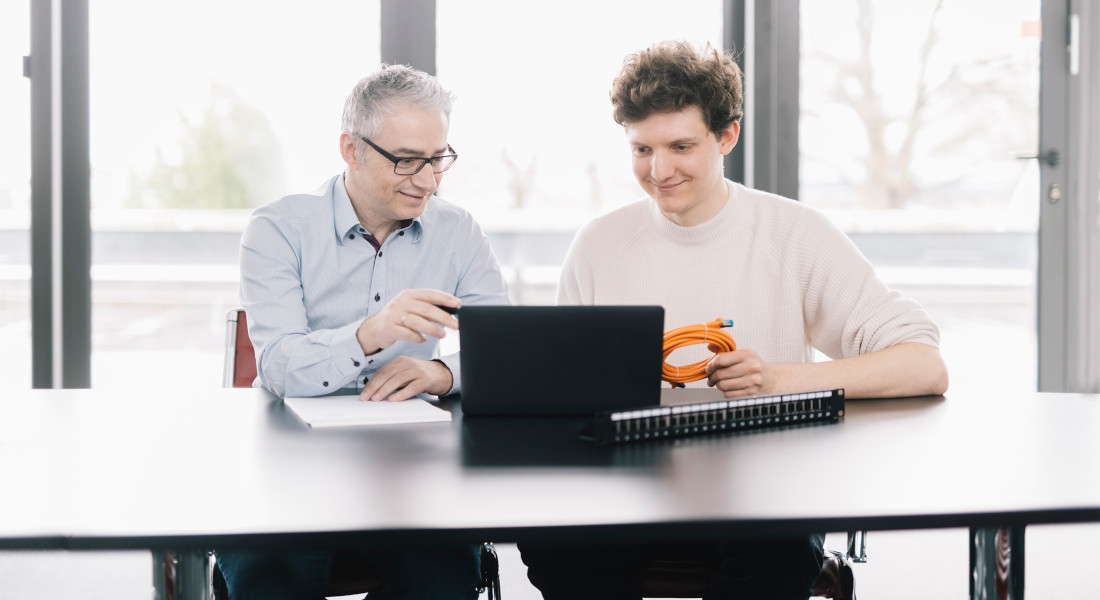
[222,308,256,388]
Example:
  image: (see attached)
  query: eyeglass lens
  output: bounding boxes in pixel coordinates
[394,155,456,175]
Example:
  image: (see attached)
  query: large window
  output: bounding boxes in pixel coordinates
[437,0,724,304]
[88,0,381,388]
[800,0,1041,394]
[0,2,31,390]
[9,0,1062,397]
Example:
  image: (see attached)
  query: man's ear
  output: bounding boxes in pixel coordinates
[339,132,360,169]
[719,121,740,155]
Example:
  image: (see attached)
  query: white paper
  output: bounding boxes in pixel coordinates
[284,396,452,428]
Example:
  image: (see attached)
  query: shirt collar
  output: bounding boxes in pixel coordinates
[334,174,425,245]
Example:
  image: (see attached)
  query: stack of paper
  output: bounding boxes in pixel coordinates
[284,396,452,428]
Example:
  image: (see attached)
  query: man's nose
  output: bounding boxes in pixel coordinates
[410,163,437,189]
[650,151,674,181]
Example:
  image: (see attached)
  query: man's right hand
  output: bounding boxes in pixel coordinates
[705,347,775,398]
[356,289,461,356]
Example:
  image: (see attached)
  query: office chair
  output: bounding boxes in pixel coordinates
[223,307,257,388]
[211,308,500,600]
[630,532,863,599]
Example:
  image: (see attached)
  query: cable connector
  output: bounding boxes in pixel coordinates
[719,319,734,328]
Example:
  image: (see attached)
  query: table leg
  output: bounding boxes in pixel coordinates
[970,527,1025,600]
[153,550,212,600]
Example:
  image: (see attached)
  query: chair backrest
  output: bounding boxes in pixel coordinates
[223,308,257,389]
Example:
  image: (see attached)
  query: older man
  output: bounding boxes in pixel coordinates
[218,65,509,600]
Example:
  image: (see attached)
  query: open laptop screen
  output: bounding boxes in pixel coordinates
[458,305,664,416]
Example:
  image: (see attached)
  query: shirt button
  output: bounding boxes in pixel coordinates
[374,293,381,302]
[368,359,374,364]
[399,231,405,236]
[378,251,383,257]
[349,234,355,239]
[352,359,360,367]
[364,377,369,384]
[359,228,365,233]
[322,381,329,387]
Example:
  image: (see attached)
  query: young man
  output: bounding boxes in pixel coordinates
[219,65,509,600]
[519,41,948,599]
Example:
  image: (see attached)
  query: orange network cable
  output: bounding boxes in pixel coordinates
[662,318,737,386]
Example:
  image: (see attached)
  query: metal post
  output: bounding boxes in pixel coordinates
[970,527,1025,600]
[59,0,91,388]
[153,550,213,600]
[29,0,53,388]
[29,0,91,389]
[724,0,747,184]
[381,0,436,74]
[736,0,799,198]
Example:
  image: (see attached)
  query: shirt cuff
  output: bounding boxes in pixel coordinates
[436,352,461,396]
[336,321,369,363]
[318,322,369,394]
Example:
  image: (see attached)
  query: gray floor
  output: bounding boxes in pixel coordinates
[2,524,1098,599]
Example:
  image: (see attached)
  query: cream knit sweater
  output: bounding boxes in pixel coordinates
[557,181,940,376]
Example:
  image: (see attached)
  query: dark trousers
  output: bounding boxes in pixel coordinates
[518,534,824,600]
[213,544,481,600]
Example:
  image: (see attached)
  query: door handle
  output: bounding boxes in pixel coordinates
[1014,149,1060,167]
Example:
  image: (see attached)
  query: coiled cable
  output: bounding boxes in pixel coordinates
[662,319,737,386]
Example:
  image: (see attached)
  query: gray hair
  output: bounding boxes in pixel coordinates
[341,65,456,145]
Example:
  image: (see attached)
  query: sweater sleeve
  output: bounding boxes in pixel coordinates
[556,224,597,306]
[795,209,941,359]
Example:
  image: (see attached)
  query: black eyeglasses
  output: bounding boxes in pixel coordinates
[359,136,458,175]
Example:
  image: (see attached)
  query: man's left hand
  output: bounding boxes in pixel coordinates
[360,356,454,402]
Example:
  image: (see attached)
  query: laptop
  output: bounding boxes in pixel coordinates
[458,305,664,416]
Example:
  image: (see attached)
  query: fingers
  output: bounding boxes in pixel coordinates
[404,304,459,333]
[360,357,452,402]
[393,291,460,331]
[361,359,424,402]
[357,289,461,354]
[397,312,447,341]
[402,289,462,325]
[706,349,768,397]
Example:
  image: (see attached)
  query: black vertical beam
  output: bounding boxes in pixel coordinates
[1037,0,1070,392]
[29,0,91,389]
[59,0,91,388]
[749,0,799,199]
[1063,0,1100,393]
[724,0,746,184]
[774,0,799,200]
[29,0,53,388]
[380,0,436,74]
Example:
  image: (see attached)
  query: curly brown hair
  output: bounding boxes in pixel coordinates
[610,41,743,137]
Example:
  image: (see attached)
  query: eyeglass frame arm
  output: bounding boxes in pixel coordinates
[358,135,458,175]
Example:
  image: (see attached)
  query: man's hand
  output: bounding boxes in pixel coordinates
[704,347,776,398]
[356,289,461,355]
[705,342,949,399]
[360,356,454,402]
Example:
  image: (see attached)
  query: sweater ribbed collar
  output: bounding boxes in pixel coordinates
[647,179,748,245]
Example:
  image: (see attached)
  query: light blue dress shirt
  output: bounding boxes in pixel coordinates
[239,174,510,398]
